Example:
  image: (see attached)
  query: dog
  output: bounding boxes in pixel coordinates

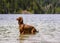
[16,17,38,34]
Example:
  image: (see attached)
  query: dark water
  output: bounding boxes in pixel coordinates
[0,14,60,43]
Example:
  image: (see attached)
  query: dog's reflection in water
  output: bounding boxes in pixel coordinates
[20,34,32,43]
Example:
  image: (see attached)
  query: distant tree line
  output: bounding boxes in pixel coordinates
[0,0,60,14]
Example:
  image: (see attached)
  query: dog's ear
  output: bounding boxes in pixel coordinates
[20,18,23,23]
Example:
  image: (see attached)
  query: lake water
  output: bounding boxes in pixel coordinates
[0,14,60,43]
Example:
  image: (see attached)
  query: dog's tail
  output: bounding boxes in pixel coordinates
[36,30,39,33]
[32,27,39,34]
[34,29,39,33]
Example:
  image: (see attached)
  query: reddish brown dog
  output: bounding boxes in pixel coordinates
[16,17,38,34]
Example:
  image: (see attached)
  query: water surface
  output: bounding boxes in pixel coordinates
[0,14,60,43]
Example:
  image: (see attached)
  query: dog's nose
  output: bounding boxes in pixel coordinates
[16,18,18,20]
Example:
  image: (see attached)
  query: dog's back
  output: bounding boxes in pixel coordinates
[22,24,37,34]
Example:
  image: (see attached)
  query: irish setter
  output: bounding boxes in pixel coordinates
[16,17,38,34]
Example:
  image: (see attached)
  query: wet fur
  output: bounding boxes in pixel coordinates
[16,17,38,34]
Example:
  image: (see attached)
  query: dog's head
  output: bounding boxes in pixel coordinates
[16,17,23,24]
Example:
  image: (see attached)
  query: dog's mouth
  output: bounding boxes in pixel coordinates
[18,21,21,24]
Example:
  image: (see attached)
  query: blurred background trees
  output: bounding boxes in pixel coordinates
[0,0,60,14]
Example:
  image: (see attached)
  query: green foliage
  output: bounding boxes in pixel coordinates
[0,0,60,14]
